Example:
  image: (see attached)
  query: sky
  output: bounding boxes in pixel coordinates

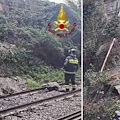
[48,0,66,4]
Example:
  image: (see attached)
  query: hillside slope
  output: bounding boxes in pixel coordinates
[0,0,80,77]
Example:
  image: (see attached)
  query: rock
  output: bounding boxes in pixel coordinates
[59,88,66,92]
[41,82,60,91]
[114,85,120,95]
[1,86,14,94]
[5,116,18,120]
[10,76,28,90]
[103,82,119,96]
[0,77,23,95]
[107,76,120,96]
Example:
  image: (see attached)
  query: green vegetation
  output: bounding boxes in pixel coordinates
[84,97,119,120]
[84,0,119,71]
[27,78,41,88]
[76,68,81,79]
[84,68,119,120]
[84,1,120,119]
[32,67,64,84]
[65,0,81,20]
[0,0,80,82]
[26,67,81,86]
[84,69,111,87]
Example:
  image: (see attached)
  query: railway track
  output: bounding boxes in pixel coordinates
[0,89,80,118]
[0,88,44,99]
[0,86,81,110]
[57,110,81,120]
[0,82,80,100]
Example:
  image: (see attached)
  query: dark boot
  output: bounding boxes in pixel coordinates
[66,89,69,92]
[72,88,76,91]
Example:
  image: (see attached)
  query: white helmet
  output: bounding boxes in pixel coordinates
[68,48,76,54]
[115,111,120,116]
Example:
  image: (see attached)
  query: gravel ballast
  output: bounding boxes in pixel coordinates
[4,93,80,120]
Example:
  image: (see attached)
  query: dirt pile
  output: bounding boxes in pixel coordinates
[0,76,27,96]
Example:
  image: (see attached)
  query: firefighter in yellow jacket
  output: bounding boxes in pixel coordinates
[63,48,79,92]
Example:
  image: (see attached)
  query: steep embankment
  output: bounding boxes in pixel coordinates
[0,0,80,77]
[84,0,120,120]
[84,0,120,72]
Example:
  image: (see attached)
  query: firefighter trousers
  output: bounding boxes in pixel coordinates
[65,73,76,89]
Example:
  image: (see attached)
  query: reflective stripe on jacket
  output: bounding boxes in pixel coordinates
[64,55,79,74]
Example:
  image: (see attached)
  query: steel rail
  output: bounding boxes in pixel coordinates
[0,82,80,99]
[57,110,81,120]
[0,82,64,99]
[0,89,80,118]
[0,87,44,99]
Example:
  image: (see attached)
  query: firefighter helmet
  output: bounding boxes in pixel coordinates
[68,48,76,54]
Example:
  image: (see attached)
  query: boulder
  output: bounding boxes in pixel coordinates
[41,82,60,91]
[0,77,27,96]
[103,76,120,96]
[114,85,120,95]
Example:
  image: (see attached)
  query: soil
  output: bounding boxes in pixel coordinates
[0,76,28,96]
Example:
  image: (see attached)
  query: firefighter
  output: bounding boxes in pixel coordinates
[63,48,79,92]
[112,111,120,120]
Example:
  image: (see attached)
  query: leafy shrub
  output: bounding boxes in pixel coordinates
[84,68,111,87]
[27,78,41,88]
[0,0,80,82]
[84,68,120,120]
[76,68,81,79]
[32,67,64,84]
[84,97,119,120]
